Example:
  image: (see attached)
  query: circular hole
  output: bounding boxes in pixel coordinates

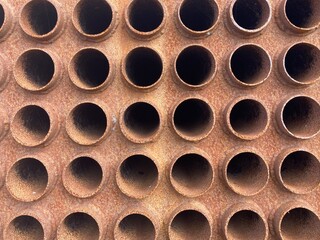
[64,157,103,197]
[281,208,320,240]
[285,0,320,29]
[119,155,158,198]
[128,0,164,32]
[74,0,113,35]
[123,102,160,139]
[0,4,5,29]
[282,96,320,138]
[7,158,48,201]
[125,47,163,88]
[230,45,270,85]
[67,103,107,145]
[227,210,266,240]
[226,152,268,195]
[7,215,44,240]
[70,49,110,90]
[12,105,51,145]
[229,99,268,138]
[176,46,215,87]
[117,214,155,240]
[21,0,58,36]
[280,151,320,193]
[179,0,218,32]
[232,0,270,30]
[284,43,320,84]
[173,99,213,139]
[171,153,213,196]
[170,210,211,240]
[15,49,55,91]
[58,212,100,240]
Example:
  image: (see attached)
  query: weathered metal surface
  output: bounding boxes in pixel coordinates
[0,0,319,239]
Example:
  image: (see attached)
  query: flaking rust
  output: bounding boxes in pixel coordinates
[0,0,319,239]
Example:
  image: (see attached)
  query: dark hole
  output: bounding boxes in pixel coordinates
[20,106,50,137]
[124,102,160,137]
[285,44,318,82]
[180,0,217,31]
[285,0,314,28]
[233,0,264,29]
[70,157,102,188]
[11,216,44,239]
[0,5,5,29]
[125,47,162,87]
[64,212,99,239]
[230,100,266,135]
[77,0,112,35]
[176,46,214,86]
[120,155,158,190]
[15,158,48,184]
[119,214,155,240]
[129,0,164,32]
[231,46,264,83]
[174,99,212,136]
[227,152,261,183]
[21,50,54,88]
[26,1,58,35]
[228,210,265,239]
[172,154,211,189]
[72,103,107,138]
[74,49,109,88]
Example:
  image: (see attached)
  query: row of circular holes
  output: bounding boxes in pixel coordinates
[0,0,319,42]
[2,42,319,93]
[3,201,320,240]
[4,148,320,202]
[3,95,320,148]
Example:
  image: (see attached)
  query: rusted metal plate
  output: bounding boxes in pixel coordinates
[0,0,319,239]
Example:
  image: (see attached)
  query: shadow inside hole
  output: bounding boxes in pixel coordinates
[125,48,162,87]
[74,49,109,88]
[25,1,58,35]
[0,5,4,29]
[21,50,54,88]
[228,210,265,240]
[63,213,99,240]
[72,103,107,140]
[10,216,44,240]
[233,0,265,29]
[285,0,318,28]
[172,154,212,193]
[285,44,320,82]
[230,100,267,136]
[120,155,158,194]
[77,0,112,35]
[118,214,155,240]
[180,0,217,31]
[176,46,214,86]
[174,99,212,136]
[124,103,160,137]
[129,0,164,32]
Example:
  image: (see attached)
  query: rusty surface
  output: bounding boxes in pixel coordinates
[0,0,319,239]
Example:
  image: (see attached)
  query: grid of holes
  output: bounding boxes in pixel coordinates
[0,0,319,239]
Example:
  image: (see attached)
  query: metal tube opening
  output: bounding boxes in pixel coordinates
[7,215,44,240]
[117,214,155,240]
[171,153,213,197]
[226,152,268,195]
[7,158,48,201]
[175,45,216,87]
[58,212,100,240]
[227,210,266,240]
[118,155,158,198]
[64,157,103,198]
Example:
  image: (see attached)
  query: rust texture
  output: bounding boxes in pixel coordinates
[0,0,319,239]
